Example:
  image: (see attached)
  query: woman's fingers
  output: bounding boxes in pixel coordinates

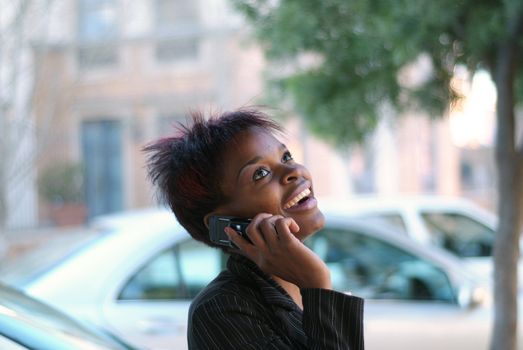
[245,213,273,246]
[274,217,299,244]
[226,213,275,258]
[226,213,330,289]
[227,213,301,257]
[259,216,301,252]
[224,227,254,256]
[288,218,300,234]
[259,215,284,251]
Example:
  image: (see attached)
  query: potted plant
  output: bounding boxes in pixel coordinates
[38,161,87,226]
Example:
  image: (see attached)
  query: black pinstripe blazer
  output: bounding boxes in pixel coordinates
[187,254,364,349]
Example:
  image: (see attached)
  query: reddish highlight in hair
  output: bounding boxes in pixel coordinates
[143,108,283,247]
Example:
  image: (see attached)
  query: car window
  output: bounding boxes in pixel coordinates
[421,212,494,258]
[119,247,182,300]
[307,228,456,303]
[118,239,224,300]
[356,213,408,235]
[178,239,224,298]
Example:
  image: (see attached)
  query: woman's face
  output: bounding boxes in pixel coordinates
[214,127,325,241]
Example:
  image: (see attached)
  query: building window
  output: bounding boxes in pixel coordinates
[155,0,199,30]
[154,0,200,63]
[77,44,118,68]
[156,38,199,62]
[77,0,119,69]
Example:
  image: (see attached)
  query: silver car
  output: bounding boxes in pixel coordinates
[0,208,513,350]
[0,282,137,350]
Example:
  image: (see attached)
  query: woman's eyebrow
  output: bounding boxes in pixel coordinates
[236,143,288,180]
[237,156,262,181]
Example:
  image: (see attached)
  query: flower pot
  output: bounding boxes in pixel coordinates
[50,203,87,227]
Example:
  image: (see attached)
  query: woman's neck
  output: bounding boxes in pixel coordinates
[272,275,303,310]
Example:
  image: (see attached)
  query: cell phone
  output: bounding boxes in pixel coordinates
[209,215,252,248]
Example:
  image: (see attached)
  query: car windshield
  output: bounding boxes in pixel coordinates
[0,284,135,349]
[354,213,408,236]
[421,211,494,258]
[0,231,106,287]
[307,227,456,303]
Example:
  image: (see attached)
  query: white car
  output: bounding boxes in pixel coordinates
[319,195,502,279]
[0,207,518,350]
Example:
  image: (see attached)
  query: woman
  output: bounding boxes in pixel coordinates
[144,108,364,349]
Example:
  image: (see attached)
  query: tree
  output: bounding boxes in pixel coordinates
[232,0,523,349]
[0,0,60,235]
[0,0,36,244]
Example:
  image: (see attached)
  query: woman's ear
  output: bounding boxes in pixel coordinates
[203,213,213,229]
[203,210,224,229]
[204,202,233,229]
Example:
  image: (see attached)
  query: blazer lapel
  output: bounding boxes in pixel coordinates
[228,254,309,348]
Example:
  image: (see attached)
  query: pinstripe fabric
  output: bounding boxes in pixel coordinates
[187,254,364,349]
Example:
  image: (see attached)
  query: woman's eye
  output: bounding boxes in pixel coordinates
[282,151,293,163]
[253,168,270,181]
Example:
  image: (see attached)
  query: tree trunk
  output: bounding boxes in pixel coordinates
[490,35,523,350]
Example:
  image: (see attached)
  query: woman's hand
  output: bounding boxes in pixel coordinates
[225,213,331,290]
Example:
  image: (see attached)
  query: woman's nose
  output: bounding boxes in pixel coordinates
[281,164,300,184]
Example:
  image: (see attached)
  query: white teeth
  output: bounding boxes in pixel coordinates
[283,188,311,209]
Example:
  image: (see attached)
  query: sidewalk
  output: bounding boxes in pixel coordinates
[1,225,97,264]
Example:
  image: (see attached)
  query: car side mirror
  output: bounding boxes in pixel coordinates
[458,283,486,309]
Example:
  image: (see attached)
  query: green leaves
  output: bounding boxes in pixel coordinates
[233,0,521,145]
[38,162,85,204]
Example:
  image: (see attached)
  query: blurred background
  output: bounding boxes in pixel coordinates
[0,0,497,251]
[0,1,512,350]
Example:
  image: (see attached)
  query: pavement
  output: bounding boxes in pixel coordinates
[0,225,97,265]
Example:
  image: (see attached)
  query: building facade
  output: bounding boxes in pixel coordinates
[22,0,495,226]
[31,0,268,222]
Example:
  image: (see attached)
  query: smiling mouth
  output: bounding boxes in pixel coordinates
[283,188,311,209]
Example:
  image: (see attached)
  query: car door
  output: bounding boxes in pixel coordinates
[102,239,224,350]
[307,226,490,350]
